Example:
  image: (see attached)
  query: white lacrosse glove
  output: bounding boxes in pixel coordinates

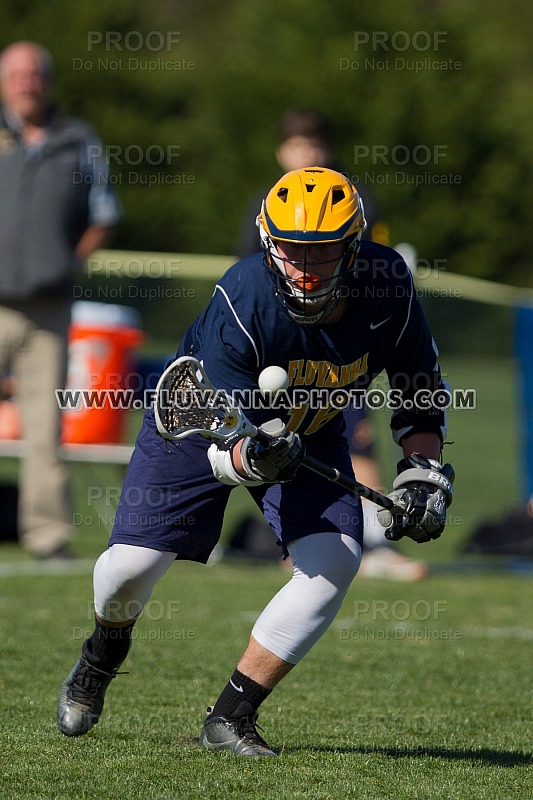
[376,455,455,543]
[208,419,305,486]
[241,419,305,483]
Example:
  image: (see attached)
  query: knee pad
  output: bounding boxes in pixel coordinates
[93,544,176,622]
[252,532,361,664]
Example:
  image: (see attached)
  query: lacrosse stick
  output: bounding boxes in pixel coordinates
[154,356,402,512]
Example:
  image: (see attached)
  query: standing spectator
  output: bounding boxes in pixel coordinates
[0,41,121,559]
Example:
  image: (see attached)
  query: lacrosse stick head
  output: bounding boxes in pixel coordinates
[154,356,257,442]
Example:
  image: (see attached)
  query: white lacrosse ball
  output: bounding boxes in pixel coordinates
[258,366,289,394]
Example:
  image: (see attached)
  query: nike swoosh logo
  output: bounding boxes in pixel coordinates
[369,316,392,330]
[230,679,244,693]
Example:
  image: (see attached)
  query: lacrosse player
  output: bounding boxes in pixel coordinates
[57,167,454,756]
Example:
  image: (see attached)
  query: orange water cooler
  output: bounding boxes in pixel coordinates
[61,301,144,444]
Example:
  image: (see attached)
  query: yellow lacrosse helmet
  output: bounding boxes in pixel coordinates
[259,166,366,244]
[257,167,367,324]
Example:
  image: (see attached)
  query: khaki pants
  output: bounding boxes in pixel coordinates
[0,298,72,556]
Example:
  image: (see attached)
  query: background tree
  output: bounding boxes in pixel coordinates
[1,0,532,285]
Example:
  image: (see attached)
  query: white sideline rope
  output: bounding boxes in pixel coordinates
[411,266,533,308]
[86,250,233,280]
[86,249,533,307]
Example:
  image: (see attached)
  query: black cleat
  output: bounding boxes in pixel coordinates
[199,707,277,757]
[57,652,120,737]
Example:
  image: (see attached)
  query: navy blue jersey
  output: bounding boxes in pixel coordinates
[110,242,446,563]
[178,241,446,449]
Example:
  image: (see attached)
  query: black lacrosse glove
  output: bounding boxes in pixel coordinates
[376,455,455,543]
[241,419,305,483]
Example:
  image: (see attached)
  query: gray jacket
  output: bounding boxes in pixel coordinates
[0,106,120,300]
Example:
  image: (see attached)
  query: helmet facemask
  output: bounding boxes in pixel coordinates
[259,224,362,324]
[257,167,367,325]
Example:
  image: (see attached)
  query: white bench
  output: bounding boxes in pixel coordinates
[0,439,133,464]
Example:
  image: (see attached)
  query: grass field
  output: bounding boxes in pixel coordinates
[1,562,531,799]
[0,353,532,798]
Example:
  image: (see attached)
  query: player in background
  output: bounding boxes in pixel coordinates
[57,167,454,756]
[236,108,387,260]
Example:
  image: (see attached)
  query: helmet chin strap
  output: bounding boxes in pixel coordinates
[284,295,339,325]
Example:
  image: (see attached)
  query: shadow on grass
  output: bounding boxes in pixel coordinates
[281,745,532,766]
